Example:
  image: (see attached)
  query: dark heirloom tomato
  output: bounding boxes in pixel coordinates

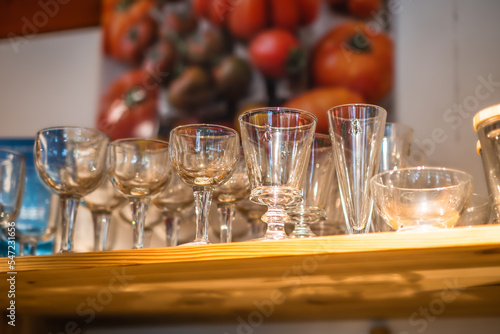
[311,21,393,103]
[97,70,159,140]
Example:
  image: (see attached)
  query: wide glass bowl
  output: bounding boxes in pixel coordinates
[370,167,473,232]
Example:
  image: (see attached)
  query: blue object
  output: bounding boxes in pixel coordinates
[0,138,55,256]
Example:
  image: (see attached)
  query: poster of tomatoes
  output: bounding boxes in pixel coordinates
[97,0,393,139]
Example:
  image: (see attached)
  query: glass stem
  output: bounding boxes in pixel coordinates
[59,196,80,253]
[130,198,150,249]
[193,186,214,244]
[217,203,236,243]
[261,205,288,239]
[163,211,180,247]
[91,211,111,252]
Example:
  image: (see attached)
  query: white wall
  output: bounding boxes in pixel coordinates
[395,0,500,194]
[0,27,101,135]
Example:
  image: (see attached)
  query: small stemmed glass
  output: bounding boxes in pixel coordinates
[169,124,240,246]
[287,134,335,238]
[213,152,250,243]
[81,178,128,251]
[239,107,317,241]
[108,138,172,249]
[152,174,194,246]
[35,127,109,253]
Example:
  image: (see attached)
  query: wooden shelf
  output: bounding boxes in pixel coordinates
[2,225,500,329]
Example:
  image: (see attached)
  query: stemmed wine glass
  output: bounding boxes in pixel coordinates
[239,107,317,241]
[35,127,109,253]
[287,134,336,238]
[152,174,194,246]
[169,124,240,246]
[81,178,128,251]
[108,138,172,249]
[213,152,250,243]
[0,149,25,253]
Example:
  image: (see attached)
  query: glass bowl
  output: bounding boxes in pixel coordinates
[370,167,473,232]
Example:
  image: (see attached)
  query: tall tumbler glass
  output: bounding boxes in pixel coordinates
[372,122,414,232]
[287,134,336,238]
[239,107,317,241]
[0,149,25,250]
[108,139,172,249]
[328,104,386,234]
[35,127,110,253]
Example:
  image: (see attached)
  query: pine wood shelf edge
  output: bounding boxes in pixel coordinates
[1,225,500,324]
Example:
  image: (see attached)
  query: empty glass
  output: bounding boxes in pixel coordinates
[370,167,473,232]
[239,107,317,241]
[35,127,109,253]
[372,122,414,232]
[152,174,194,246]
[169,124,240,246]
[213,152,250,243]
[108,138,172,249]
[287,134,335,238]
[0,149,25,254]
[455,193,493,228]
[81,178,128,251]
[328,104,386,234]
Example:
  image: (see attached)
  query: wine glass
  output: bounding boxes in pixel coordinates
[169,124,240,246]
[0,149,25,253]
[152,174,194,246]
[239,107,317,241]
[287,134,336,238]
[213,152,250,243]
[81,178,128,251]
[108,138,172,249]
[35,127,110,253]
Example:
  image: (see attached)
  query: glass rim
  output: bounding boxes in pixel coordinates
[328,103,387,121]
[109,137,169,149]
[370,166,473,191]
[36,126,109,139]
[170,123,239,138]
[238,107,318,130]
[0,148,26,162]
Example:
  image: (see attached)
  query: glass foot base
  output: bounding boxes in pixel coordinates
[179,240,212,246]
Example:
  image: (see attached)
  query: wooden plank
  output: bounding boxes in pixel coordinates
[1,225,500,326]
[0,0,101,40]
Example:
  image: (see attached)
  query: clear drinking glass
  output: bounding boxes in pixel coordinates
[81,178,128,251]
[0,149,25,253]
[152,174,194,247]
[287,134,335,238]
[239,107,317,241]
[213,152,250,243]
[169,124,240,246]
[372,122,414,232]
[108,138,172,249]
[328,104,386,234]
[35,127,110,253]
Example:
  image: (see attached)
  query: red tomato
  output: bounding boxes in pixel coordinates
[283,87,365,133]
[311,21,393,103]
[97,70,159,140]
[249,29,304,79]
[228,0,267,40]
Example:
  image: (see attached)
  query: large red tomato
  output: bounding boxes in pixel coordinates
[97,70,159,140]
[311,22,393,103]
[283,87,365,133]
[249,29,304,79]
